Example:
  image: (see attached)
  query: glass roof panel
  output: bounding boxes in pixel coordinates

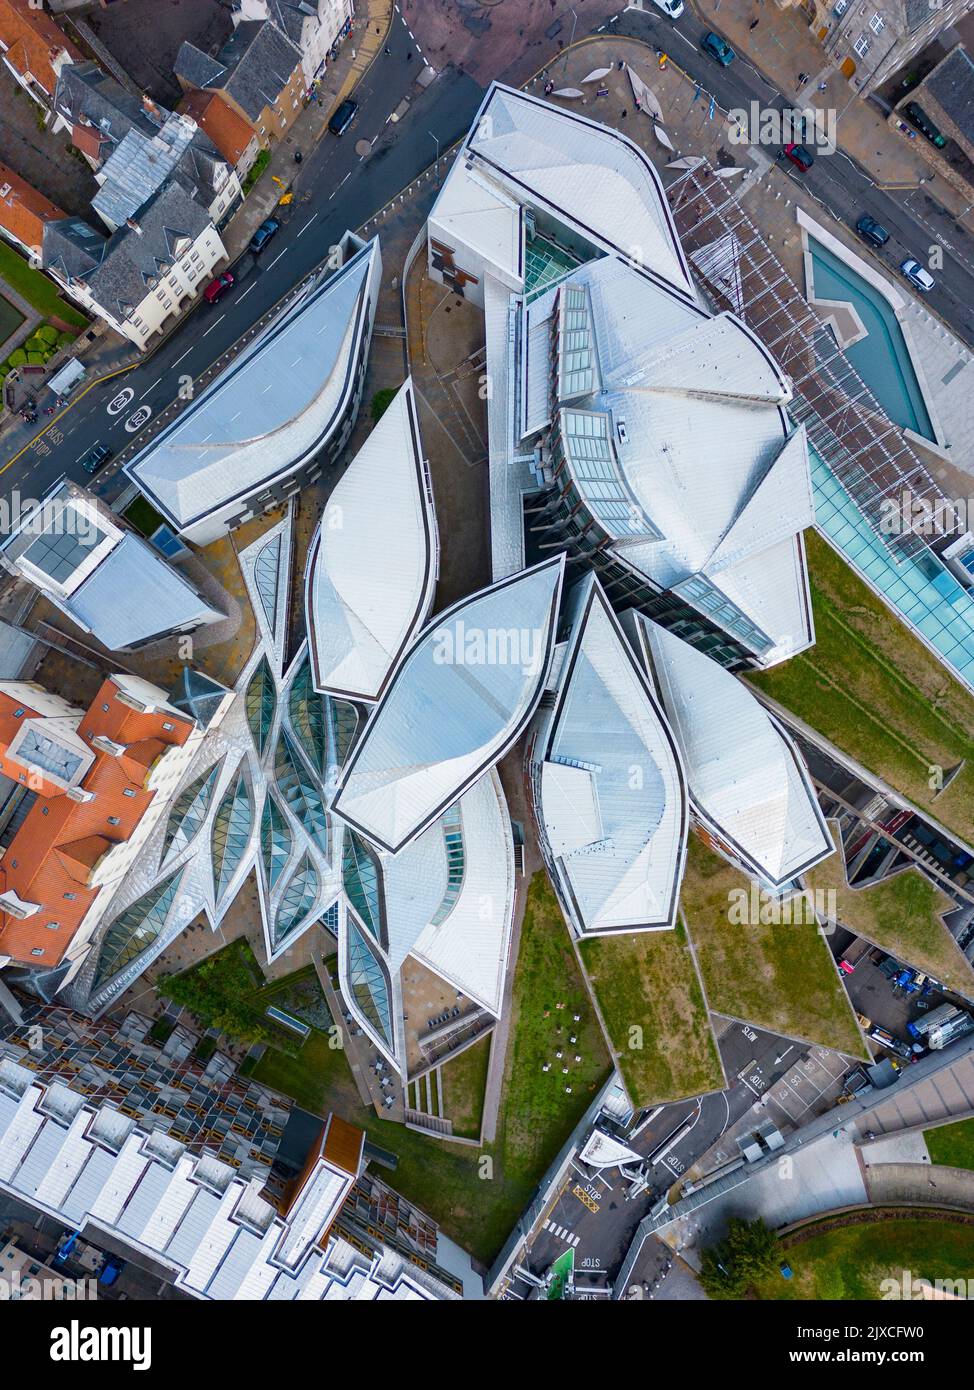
[346,916,393,1047]
[260,793,292,890]
[245,657,277,757]
[93,870,183,989]
[162,761,220,860]
[212,769,254,903]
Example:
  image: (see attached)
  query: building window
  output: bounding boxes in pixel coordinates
[46,922,59,930]
[854,34,870,57]
[102,703,109,712]
[162,722,174,731]
[41,806,49,816]
[30,948,44,957]
[108,815,120,826]
[13,708,23,717]
[64,892,76,901]
[869,12,884,33]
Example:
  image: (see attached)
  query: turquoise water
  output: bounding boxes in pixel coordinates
[812,448,974,691]
[808,241,934,441]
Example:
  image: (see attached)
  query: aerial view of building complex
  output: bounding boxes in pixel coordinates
[1,0,974,1360]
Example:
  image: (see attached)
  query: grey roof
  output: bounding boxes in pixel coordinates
[91,114,228,230]
[177,21,302,122]
[267,1,314,46]
[54,61,158,157]
[42,218,106,280]
[68,535,222,649]
[926,47,974,143]
[86,180,211,320]
[174,42,228,92]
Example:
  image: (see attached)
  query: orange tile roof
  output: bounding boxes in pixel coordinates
[321,1113,365,1178]
[0,0,82,98]
[0,676,194,967]
[177,88,257,166]
[0,161,65,250]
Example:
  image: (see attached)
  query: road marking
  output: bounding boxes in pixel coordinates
[296,212,319,237]
[201,314,225,338]
[172,347,194,367]
[238,282,256,302]
[74,444,98,463]
[265,249,287,271]
[139,376,162,400]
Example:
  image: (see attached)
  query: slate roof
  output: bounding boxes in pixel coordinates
[55,62,158,161]
[176,21,302,122]
[925,46,974,144]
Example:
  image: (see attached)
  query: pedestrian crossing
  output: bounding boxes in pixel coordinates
[542,1218,580,1247]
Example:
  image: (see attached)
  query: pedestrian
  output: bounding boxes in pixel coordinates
[797,71,809,87]
[635,97,641,112]
[749,17,760,30]
[621,108,627,119]
[406,51,412,60]
[385,46,391,54]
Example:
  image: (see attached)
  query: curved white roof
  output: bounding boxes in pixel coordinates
[461,84,694,298]
[631,616,832,888]
[537,577,687,933]
[333,557,565,853]
[127,241,378,531]
[305,379,438,703]
[382,769,516,1015]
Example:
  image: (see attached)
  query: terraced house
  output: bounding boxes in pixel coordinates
[0,0,81,113]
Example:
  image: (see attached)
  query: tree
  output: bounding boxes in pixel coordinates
[699,1217,781,1298]
[370,386,398,422]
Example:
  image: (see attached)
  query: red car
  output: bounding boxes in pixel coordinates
[203,271,234,304]
[782,142,815,172]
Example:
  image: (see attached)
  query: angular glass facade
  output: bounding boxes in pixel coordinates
[93,870,183,989]
[274,854,319,946]
[253,533,282,634]
[212,769,254,903]
[342,829,385,947]
[274,729,329,850]
[346,916,393,1047]
[430,803,465,928]
[260,793,291,890]
[162,762,220,860]
[288,655,328,774]
[329,697,358,772]
[245,657,277,757]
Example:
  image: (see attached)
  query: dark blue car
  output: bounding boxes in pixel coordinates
[249,218,281,254]
[701,31,734,65]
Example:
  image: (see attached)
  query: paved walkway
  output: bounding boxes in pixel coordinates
[865,1161,974,1210]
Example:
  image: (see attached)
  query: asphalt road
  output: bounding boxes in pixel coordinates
[0,16,484,510]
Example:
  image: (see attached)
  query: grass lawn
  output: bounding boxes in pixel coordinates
[752,1217,974,1299]
[681,837,867,1058]
[749,531,974,848]
[806,822,974,996]
[440,1035,490,1140]
[579,923,724,1106]
[0,241,87,328]
[0,291,24,343]
[924,1117,974,1172]
[123,495,168,539]
[242,872,610,1265]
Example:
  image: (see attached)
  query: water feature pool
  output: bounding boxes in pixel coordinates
[812,448,974,693]
[808,240,934,441]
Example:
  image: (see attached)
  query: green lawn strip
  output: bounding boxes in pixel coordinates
[439,1035,490,1139]
[123,495,167,538]
[752,1216,974,1299]
[251,1026,363,1118]
[681,838,867,1058]
[579,923,724,1106]
[157,939,302,1052]
[0,241,87,327]
[924,1117,974,1172]
[805,822,974,997]
[749,531,974,846]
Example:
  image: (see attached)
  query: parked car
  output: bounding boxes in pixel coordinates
[900,257,935,292]
[782,142,814,172]
[904,101,947,149]
[650,0,684,16]
[701,31,734,65]
[80,443,112,475]
[855,214,889,248]
[249,218,281,254]
[203,271,234,304]
[328,98,358,136]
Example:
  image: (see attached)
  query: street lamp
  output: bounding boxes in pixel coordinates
[562,7,578,72]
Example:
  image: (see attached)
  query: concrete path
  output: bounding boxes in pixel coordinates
[865,1161,974,1210]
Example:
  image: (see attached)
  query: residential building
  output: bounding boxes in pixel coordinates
[0,162,66,261]
[231,0,356,84]
[0,0,81,112]
[426,85,817,671]
[0,1237,84,1300]
[175,19,305,146]
[42,182,227,350]
[0,481,224,650]
[0,670,226,978]
[0,1065,465,1300]
[890,44,974,204]
[806,0,974,95]
[126,234,381,544]
[53,62,162,169]
[177,88,262,183]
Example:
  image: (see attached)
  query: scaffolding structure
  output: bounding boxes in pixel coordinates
[666,163,952,565]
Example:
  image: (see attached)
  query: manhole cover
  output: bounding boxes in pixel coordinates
[355,138,372,158]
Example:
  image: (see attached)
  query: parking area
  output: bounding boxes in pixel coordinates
[752,1046,851,1132]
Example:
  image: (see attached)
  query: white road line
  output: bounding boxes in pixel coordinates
[238,282,256,301]
[172,347,193,367]
[265,250,286,271]
[138,376,161,400]
[201,314,225,338]
[296,212,319,237]
[74,445,97,462]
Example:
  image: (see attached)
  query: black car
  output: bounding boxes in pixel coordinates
[904,101,947,149]
[856,214,890,248]
[249,218,281,254]
[328,99,358,136]
[80,443,112,475]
